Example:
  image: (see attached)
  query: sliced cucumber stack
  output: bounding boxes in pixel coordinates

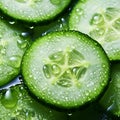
[100,63,120,117]
[69,0,120,60]
[0,84,67,120]
[0,19,31,86]
[0,0,71,22]
[22,31,110,109]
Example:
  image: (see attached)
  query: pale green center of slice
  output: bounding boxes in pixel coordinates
[43,48,89,88]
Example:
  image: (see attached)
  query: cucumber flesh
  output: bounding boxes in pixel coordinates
[0,19,31,86]
[22,31,110,109]
[0,0,71,22]
[69,0,120,60]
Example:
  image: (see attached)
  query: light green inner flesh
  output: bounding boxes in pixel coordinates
[43,48,89,88]
[89,7,120,44]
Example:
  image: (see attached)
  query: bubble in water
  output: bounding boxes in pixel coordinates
[8,55,21,68]
[50,0,61,5]
[1,89,18,109]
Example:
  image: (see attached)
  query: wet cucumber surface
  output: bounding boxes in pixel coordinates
[0,0,119,119]
[0,0,71,22]
[0,81,68,120]
[0,19,31,86]
[22,31,110,109]
[100,63,120,117]
[69,0,120,61]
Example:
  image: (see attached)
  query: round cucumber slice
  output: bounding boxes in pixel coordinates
[69,0,120,61]
[100,63,120,117]
[0,84,67,120]
[0,19,31,86]
[22,31,110,109]
[0,0,71,22]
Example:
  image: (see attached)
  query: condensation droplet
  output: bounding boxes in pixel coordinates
[1,88,18,109]
[90,13,104,25]
[9,21,15,25]
[17,39,28,49]
[8,55,21,68]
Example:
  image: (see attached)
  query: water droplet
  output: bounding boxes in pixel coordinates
[1,89,18,109]
[21,32,29,37]
[50,0,61,5]
[67,113,72,116]
[8,55,21,68]
[17,39,28,49]
[76,8,83,16]
[9,21,15,25]
[90,13,104,25]
[43,64,51,79]
[51,64,61,75]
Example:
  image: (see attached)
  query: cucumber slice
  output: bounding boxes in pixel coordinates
[0,84,67,120]
[0,0,71,22]
[0,19,31,86]
[22,31,110,109]
[100,63,120,117]
[69,0,120,61]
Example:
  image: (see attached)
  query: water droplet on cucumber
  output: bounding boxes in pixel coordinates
[90,13,104,25]
[8,55,21,68]
[1,89,18,109]
[17,39,28,49]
